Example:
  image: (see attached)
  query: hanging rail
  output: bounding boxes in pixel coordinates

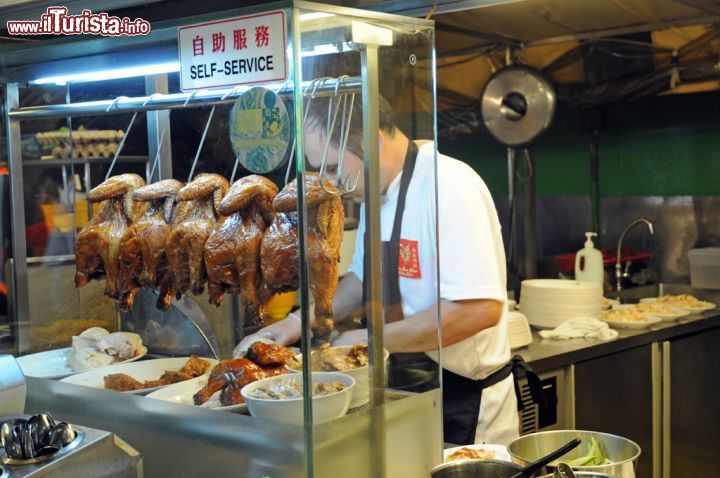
[8,77,363,121]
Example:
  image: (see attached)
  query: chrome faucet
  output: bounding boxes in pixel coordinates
[615,218,654,292]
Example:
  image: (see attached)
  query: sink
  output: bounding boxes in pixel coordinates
[613,283,720,304]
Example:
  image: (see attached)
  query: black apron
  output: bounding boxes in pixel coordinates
[364,140,548,445]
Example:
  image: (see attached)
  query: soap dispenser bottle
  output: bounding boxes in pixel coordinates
[575,232,604,286]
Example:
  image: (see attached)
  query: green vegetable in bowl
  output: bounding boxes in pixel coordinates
[551,436,611,467]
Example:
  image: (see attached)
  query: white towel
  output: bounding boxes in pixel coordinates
[539,317,618,341]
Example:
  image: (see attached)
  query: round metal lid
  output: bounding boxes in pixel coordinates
[481,65,556,147]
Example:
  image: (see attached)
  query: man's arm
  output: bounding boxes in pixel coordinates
[234,272,363,354]
[333,298,502,353]
[330,272,363,324]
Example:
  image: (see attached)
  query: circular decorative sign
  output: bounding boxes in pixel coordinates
[229,86,291,174]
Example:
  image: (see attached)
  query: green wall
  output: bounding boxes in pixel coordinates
[439,91,720,197]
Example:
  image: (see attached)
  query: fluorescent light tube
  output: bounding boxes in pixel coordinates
[30,61,180,86]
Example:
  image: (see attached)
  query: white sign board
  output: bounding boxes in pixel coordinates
[178,11,287,91]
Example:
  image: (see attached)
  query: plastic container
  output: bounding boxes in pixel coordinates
[688,247,720,289]
[575,232,604,286]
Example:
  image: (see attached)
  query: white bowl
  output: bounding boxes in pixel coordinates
[240,371,354,425]
[288,346,389,408]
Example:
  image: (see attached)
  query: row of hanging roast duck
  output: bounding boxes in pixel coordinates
[74,172,343,333]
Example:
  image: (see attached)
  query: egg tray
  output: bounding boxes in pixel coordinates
[35,130,125,160]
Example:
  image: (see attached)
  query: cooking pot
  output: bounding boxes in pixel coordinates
[508,430,639,478]
[430,459,523,478]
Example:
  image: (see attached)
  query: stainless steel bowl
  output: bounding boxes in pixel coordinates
[430,459,523,478]
[508,430,640,478]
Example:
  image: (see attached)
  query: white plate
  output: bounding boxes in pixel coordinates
[629,305,691,321]
[674,302,716,313]
[602,315,662,329]
[443,444,510,462]
[640,297,716,312]
[146,374,247,412]
[59,357,216,394]
[602,297,620,310]
[16,346,148,380]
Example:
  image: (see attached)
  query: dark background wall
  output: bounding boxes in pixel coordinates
[438,91,720,282]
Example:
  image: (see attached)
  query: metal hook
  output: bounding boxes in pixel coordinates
[187,105,216,182]
[105,96,129,113]
[318,81,344,196]
[105,111,139,181]
[334,74,349,97]
[148,117,169,182]
[229,156,240,184]
[183,91,199,108]
[284,77,324,186]
[335,78,350,177]
[221,86,243,101]
[337,93,358,194]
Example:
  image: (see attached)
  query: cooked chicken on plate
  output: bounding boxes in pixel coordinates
[103,355,211,392]
[246,341,296,367]
[118,179,184,311]
[166,174,229,296]
[193,358,266,405]
[205,175,278,321]
[75,174,146,300]
[194,342,294,406]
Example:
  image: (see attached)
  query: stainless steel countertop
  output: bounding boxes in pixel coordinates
[515,309,720,373]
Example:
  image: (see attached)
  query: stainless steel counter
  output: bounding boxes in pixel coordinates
[516,309,720,373]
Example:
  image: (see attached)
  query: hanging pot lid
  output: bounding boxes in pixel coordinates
[481,65,556,147]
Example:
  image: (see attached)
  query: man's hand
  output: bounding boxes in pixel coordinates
[232,313,302,357]
[331,328,368,347]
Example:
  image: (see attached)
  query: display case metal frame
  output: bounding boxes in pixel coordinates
[3,3,439,476]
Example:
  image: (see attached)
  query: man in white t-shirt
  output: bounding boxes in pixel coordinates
[237,95,519,445]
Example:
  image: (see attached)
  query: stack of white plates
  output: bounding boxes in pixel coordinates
[520,279,603,328]
[508,310,533,349]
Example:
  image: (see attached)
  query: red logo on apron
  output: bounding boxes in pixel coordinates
[398,239,421,279]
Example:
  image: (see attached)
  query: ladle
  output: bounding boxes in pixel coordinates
[509,438,582,478]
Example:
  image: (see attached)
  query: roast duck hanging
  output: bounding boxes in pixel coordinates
[117,179,184,311]
[75,171,343,333]
[165,173,230,297]
[263,173,344,336]
[75,174,146,300]
[204,175,278,324]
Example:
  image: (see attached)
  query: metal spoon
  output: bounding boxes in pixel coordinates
[21,423,35,459]
[3,426,24,460]
[0,422,21,459]
[48,422,75,449]
[35,445,61,457]
[28,413,54,450]
[509,438,582,478]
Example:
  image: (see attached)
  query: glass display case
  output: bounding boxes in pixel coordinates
[3,2,440,476]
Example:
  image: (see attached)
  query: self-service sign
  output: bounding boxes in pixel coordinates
[178,11,287,91]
